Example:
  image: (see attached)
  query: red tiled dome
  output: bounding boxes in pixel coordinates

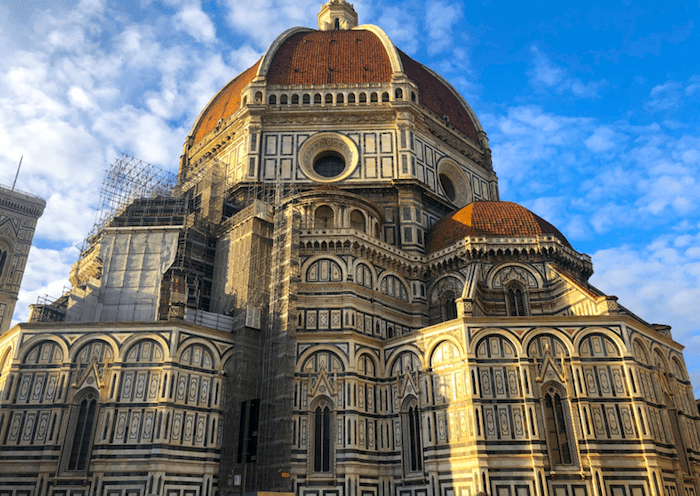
[426,201,571,253]
[189,27,482,148]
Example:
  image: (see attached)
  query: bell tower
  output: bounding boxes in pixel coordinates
[317,0,358,31]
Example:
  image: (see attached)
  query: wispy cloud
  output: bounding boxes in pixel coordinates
[528,46,605,98]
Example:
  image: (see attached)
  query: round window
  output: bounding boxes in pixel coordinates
[439,174,456,202]
[298,132,359,183]
[314,152,346,178]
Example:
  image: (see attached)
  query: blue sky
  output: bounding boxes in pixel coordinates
[2,0,700,385]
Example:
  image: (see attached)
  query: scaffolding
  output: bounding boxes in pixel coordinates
[89,154,178,239]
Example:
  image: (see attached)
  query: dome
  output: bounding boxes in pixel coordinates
[187,22,483,151]
[426,201,572,253]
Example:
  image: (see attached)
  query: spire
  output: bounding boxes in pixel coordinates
[317,0,358,31]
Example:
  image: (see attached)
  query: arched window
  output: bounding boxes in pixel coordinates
[337,93,344,104]
[280,94,288,104]
[506,284,527,316]
[542,386,574,466]
[325,93,333,104]
[314,93,322,104]
[442,290,457,320]
[65,389,99,472]
[313,400,333,473]
[395,88,403,99]
[348,93,356,103]
[402,397,422,475]
[359,93,367,103]
[268,94,277,105]
[255,91,263,103]
[303,94,311,104]
[292,94,299,104]
[370,92,378,103]
[334,18,340,30]
[350,210,365,232]
[0,245,8,280]
[314,206,334,228]
[382,92,390,102]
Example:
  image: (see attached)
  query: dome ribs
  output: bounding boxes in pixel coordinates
[426,201,573,253]
[267,30,392,85]
[398,50,480,142]
[192,59,262,145]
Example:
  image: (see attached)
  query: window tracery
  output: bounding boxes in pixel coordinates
[402,397,422,475]
[506,283,527,316]
[542,385,574,467]
[64,389,99,472]
[311,398,333,474]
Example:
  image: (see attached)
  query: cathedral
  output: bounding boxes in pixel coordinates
[2,2,700,496]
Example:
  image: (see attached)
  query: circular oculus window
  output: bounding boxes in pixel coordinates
[436,158,473,207]
[299,132,359,183]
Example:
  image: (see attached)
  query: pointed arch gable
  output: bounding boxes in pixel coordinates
[428,273,466,301]
[487,263,543,289]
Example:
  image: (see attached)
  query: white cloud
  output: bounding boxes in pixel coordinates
[173,3,216,43]
[647,80,684,111]
[11,245,79,326]
[528,46,605,98]
[220,0,315,49]
[425,2,462,56]
[378,6,419,55]
[584,126,626,153]
[591,239,700,369]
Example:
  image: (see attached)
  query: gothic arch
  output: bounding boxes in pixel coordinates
[576,330,623,358]
[523,329,574,358]
[174,340,219,369]
[427,337,465,367]
[119,333,170,361]
[631,336,651,365]
[428,273,466,299]
[19,335,68,364]
[670,354,687,380]
[349,257,377,289]
[355,351,381,376]
[378,272,411,303]
[470,329,522,357]
[297,346,348,373]
[68,334,118,363]
[387,346,425,375]
[301,254,348,282]
[487,263,543,290]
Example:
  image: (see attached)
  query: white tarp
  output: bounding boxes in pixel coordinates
[66,227,180,322]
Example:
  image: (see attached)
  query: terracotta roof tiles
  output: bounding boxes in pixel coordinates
[399,50,479,142]
[192,58,262,145]
[267,30,393,85]
[426,201,571,253]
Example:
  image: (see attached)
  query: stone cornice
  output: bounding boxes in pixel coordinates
[0,185,46,218]
[427,235,593,278]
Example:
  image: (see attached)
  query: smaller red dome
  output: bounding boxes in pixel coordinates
[427,201,571,253]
